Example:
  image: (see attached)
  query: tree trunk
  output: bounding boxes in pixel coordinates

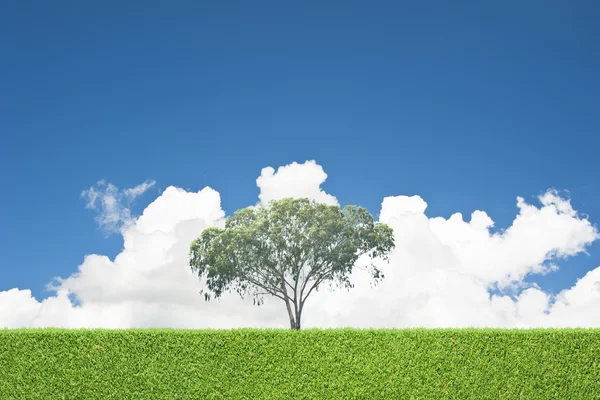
[295,307,302,330]
[280,270,299,330]
[280,279,297,329]
[284,298,297,329]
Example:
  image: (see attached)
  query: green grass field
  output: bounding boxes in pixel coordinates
[1,327,598,399]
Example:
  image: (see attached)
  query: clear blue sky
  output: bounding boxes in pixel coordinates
[1,1,599,304]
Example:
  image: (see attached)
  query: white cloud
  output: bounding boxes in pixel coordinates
[256,160,338,206]
[1,160,599,330]
[123,180,156,202]
[81,179,156,234]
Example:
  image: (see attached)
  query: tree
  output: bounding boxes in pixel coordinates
[189,197,395,330]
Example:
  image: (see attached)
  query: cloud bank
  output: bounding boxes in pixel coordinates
[1,160,599,329]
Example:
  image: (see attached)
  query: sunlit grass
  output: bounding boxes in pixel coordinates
[1,327,598,399]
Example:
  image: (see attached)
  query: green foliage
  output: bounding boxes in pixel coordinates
[1,327,599,399]
[189,198,395,329]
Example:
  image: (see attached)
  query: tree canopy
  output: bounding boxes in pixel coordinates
[189,197,395,329]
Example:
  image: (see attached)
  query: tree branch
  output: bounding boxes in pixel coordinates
[245,276,288,302]
[300,262,340,307]
[230,246,292,303]
[298,255,327,302]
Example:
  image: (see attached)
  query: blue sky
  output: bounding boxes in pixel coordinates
[1,1,599,329]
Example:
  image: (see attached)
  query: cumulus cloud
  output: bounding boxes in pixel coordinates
[256,160,338,206]
[1,160,599,330]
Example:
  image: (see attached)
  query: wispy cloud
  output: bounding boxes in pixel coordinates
[81,179,156,235]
